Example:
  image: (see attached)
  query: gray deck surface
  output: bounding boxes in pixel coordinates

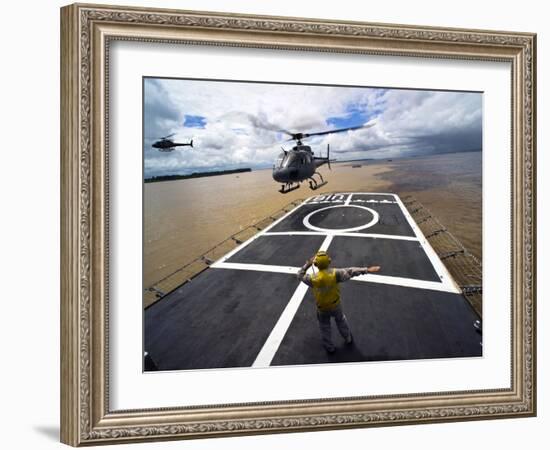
[328,236,441,281]
[145,270,299,370]
[144,193,481,371]
[272,283,479,365]
[227,235,325,267]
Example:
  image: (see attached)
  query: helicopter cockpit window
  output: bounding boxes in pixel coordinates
[275,152,285,169]
[274,152,301,169]
[283,152,300,167]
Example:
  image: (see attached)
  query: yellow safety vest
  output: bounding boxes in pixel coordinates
[311,269,340,311]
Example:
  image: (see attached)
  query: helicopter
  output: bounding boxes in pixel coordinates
[152,133,194,152]
[271,123,375,193]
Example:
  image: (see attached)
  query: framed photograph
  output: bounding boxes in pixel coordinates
[60,3,536,446]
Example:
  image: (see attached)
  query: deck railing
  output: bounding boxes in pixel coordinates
[402,195,482,317]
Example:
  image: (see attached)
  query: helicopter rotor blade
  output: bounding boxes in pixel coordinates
[160,133,176,139]
[302,122,375,139]
[221,112,294,136]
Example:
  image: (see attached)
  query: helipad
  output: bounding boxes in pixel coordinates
[144,193,481,371]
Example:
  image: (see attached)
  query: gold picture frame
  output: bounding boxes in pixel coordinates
[60,3,536,446]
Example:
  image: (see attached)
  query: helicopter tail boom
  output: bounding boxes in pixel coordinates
[172,140,193,148]
[313,144,333,169]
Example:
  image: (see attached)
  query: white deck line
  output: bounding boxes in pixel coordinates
[392,194,461,294]
[352,273,459,293]
[351,199,397,204]
[307,200,397,205]
[211,262,298,275]
[306,201,345,204]
[213,262,458,293]
[306,192,397,198]
[318,234,333,251]
[303,205,379,233]
[262,231,419,241]
[252,234,334,368]
[252,282,310,368]
[345,193,353,205]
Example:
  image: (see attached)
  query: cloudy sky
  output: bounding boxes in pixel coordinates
[144,78,482,178]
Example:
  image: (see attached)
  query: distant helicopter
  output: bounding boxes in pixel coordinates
[271,123,375,193]
[152,133,193,152]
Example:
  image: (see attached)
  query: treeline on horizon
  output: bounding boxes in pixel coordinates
[145,167,252,183]
[336,148,482,164]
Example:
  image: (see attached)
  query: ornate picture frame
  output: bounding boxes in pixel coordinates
[60,3,536,446]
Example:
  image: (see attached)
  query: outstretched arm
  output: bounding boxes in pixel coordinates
[336,266,381,282]
[296,258,314,287]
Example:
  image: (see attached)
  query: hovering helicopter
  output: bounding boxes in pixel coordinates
[271,123,375,193]
[152,133,194,152]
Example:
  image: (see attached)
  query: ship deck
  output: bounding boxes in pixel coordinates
[144,192,481,371]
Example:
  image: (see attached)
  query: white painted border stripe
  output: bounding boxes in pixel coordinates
[211,262,297,274]
[392,194,461,294]
[252,233,334,367]
[303,205,379,233]
[352,273,458,293]
[307,201,344,204]
[318,234,333,251]
[306,192,398,199]
[212,262,458,294]
[307,200,397,205]
[345,193,353,205]
[262,231,419,241]
[252,282,310,368]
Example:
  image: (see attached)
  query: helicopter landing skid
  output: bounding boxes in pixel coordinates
[279,182,300,194]
[308,173,328,190]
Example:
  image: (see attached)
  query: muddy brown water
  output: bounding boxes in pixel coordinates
[378,151,482,262]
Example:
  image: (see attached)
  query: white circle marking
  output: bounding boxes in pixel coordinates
[303,205,379,232]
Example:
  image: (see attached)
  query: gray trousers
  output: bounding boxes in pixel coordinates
[316,303,351,351]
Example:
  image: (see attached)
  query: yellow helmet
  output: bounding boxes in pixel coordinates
[313,251,331,269]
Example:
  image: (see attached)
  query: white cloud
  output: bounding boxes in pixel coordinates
[144,79,481,177]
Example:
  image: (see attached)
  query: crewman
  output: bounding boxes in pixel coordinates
[297,251,381,353]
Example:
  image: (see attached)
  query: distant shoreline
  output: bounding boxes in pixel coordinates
[145,168,252,183]
[144,150,482,181]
